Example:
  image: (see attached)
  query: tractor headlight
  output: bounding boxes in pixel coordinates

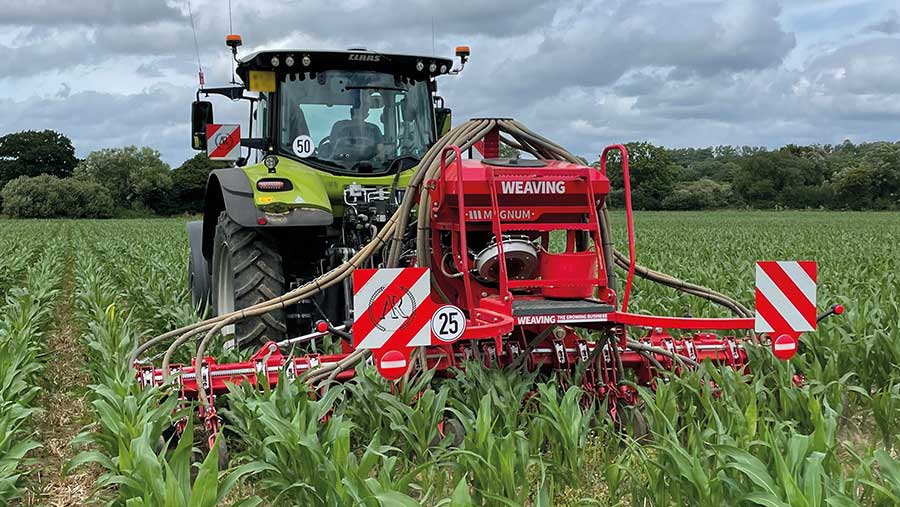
[429,62,437,73]
[416,60,424,72]
[263,154,279,172]
[302,55,311,66]
[285,55,295,66]
[440,64,448,74]
[271,56,280,67]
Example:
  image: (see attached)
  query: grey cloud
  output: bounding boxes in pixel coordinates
[0,0,899,168]
[613,71,668,97]
[452,0,796,110]
[223,0,557,42]
[628,69,800,123]
[0,20,193,79]
[0,0,183,26]
[0,0,191,80]
[13,0,795,91]
[0,30,90,78]
[136,63,165,78]
[865,9,899,34]
[807,38,900,96]
[92,21,192,55]
[55,82,71,98]
[445,31,897,160]
[0,84,198,165]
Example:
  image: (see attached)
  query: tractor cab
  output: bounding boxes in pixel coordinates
[187,40,470,349]
[193,47,460,174]
[239,49,454,175]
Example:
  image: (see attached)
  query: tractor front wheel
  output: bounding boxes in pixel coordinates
[210,212,287,349]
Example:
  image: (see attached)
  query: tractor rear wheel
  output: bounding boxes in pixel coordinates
[210,212,287,349]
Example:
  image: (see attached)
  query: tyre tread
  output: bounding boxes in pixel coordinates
[214,212,287,348]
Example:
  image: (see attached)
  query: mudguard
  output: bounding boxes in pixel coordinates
[187,220,210,314]
[209,168,334,227]
[201,167,334,259]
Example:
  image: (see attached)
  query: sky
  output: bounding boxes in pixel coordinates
[0,0,898,166]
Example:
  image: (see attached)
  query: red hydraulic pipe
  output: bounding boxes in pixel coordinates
[600,145,635,312]
[441,145,475,312]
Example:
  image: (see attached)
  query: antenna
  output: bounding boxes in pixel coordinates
[228,0,234,34]
[187,0,204,86]
[228,0,236,84]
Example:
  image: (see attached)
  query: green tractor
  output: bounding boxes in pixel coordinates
[188,36,469,349]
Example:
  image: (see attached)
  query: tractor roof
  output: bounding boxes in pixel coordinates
[236,49,454,83]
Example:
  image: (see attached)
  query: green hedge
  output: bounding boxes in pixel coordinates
[1,174,114,218]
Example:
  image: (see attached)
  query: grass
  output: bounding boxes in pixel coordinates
[0,211,897,505]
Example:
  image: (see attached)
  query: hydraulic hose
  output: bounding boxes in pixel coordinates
[612,251,754,319]
[132,118,753,403]
[626,339,700,369]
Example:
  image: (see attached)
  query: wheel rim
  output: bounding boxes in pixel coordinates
[213,239,236,340]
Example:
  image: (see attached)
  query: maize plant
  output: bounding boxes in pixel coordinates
[66,225,260,505]
[0,210,896,505]
[0,224,63,503]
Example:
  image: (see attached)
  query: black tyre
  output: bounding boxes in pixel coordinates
[442,417,466,447]
[211,212,287,349]
[620,404,651,443]
[217,437,230,471]
[187,221,211,315]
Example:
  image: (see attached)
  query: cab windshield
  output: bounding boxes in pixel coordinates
[278,70,433,174]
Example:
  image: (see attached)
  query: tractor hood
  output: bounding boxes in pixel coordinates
[235,156,416,226]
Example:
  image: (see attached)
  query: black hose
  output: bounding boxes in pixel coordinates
[626,340,700,368]
[598,204,618,293]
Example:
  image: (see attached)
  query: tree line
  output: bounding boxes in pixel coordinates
[1,130,897,219]
[0,130,226,218]
[599,141,900,211]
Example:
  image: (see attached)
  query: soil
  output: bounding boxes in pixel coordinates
[21,242,100,506]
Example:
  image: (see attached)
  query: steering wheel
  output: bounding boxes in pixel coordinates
[317,136,333,158]
[329,136,378,162]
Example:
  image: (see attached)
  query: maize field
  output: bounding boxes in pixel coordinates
[0,212,898,506]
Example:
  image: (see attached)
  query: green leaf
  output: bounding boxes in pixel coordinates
[801,452,825,507]
[741,492,791,507]
[824,496,860,507]
[716,445,780,497]
[874,449,900,491]
[449,476,473,507]
[216,462,272,504]
[188,435,219,507]
[65,449,113,473]
[744,394,758,440]
[170,415,194,501]
[373,490,421,507]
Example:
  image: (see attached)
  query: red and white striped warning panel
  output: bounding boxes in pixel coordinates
[754,261,817,333]
[206,124,241,161]
[353,267,433,351]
